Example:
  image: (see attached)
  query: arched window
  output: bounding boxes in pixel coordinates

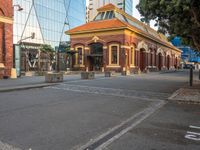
[109,44,119,65]
[111,46,117,64]
[75,46,84,65]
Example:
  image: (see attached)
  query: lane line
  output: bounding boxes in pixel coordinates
[189,125,200,129]
[74,101,166,150]
[45,86,164,102]
[0,141,22,150]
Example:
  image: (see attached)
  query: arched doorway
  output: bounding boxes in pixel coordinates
[88,43,103,71]
[167,55,170,70]
[158,53,163,70]
[139,49,146,71]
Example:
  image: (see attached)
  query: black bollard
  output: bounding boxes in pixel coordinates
[199,69,200,80]
[189,67,193,86]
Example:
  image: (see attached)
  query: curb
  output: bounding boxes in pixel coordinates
[0,83,58,92]
[168,88,200,104]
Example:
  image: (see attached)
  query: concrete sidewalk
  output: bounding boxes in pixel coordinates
[0,73,108,92]
[169,78,200,104]
[0,75,80,92]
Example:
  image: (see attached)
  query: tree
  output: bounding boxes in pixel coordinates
[136,0,200,51]
[39,44,55,70]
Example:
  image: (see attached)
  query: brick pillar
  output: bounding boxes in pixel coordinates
[138,50,140,69]
[4,23,13,76]
[0,22,3,63]
[135,50,138,67]
[103,46,107,71]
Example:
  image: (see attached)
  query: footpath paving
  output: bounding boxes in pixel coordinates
[0,70,199,103]
[0,74,108,92]
[168,71,200,104]
[0,75,80,92]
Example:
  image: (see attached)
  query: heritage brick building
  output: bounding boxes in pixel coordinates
[0,0,13,78]
[66,4,182,73]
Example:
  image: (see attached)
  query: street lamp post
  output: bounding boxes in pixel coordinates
[13,4,23,11]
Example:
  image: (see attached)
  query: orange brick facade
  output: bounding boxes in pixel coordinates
[69,33,181,73]
[67,4,182,73]
[0,0,13,78]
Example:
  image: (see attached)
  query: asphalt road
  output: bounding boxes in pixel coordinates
[0,70,199,150]
[105,102,200,150]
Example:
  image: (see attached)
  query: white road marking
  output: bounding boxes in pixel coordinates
[189,125,200,129]
[0,141,22,150]
[75,101,166,150]
[45,84,169,102]
[185,125,200,141]
[185,132,200,141]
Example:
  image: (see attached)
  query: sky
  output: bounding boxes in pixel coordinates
[86,0,157,30]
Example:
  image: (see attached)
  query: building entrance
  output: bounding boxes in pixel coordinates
[158,53,163,70]
[88,43,103,71]
[139,49,146,71]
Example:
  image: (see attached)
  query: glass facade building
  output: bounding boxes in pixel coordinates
[13,0,86,48]
[13,0,86,75]
[124,0,133,16]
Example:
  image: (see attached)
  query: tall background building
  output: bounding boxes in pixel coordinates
[87,0,133,22]
[13,0,86,75]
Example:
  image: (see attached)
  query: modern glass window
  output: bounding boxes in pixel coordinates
[111,46,118,64]
[94,11,114,21]
[94,12,102,20]
[104,11,111,20]
[13,0,86,49]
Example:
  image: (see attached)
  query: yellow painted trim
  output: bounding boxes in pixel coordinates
[130,65,136,68]
[67,27,127,35]
[70,48,75,50]
[109,44,120,66]
[70,30,124,38]
[121,45,131,49]
[75,46,84,65]
[74,64,85,68]
[130,47,135,66]
[0,16,13,24]
[106,65,121,68]
[103,46,108,49]
[85,47,89,50]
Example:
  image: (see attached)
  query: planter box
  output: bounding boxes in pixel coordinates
[144,68,150,73]
[45,72,63,83]
[105,71,115,77]
[121,71,130,76]
[81,72,95,79]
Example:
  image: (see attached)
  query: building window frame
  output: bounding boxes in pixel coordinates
[109,44,119,66]
[75,46,84,65]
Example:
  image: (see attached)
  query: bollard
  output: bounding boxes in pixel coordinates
[189,67,193,86]
[199,69,200,80]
